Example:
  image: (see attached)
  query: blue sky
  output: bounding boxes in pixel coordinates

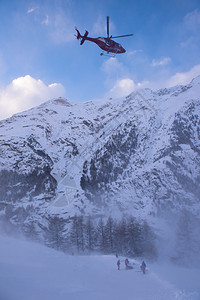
[0,0,200,119]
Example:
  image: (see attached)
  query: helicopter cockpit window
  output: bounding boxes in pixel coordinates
[98,37,106,42]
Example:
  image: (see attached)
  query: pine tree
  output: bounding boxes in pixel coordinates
[113,217,128,254]
[104,216,114,253]
[70,215,85,253]
[96,218,106,253]
[70,215,79,251]
[126,216,142,256]
[23,220,39,241]
[46,216,66,250]
[85,216,95,252]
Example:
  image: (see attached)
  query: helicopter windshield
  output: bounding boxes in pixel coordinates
[98,37,107,42]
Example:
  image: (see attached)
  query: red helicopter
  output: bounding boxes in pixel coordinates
[75,16,133,56]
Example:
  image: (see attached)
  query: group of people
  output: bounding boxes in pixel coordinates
[117,258,146,274]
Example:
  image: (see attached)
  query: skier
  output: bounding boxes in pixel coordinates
[117,259,120,270]
[140,260,146,274]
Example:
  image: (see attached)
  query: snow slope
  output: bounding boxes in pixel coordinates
[0,235,199,300]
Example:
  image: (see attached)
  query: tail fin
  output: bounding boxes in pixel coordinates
[80,30,88,45]
[75,27,88,45]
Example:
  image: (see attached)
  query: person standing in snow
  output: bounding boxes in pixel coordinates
[117,259,120,270]
[140,261,146,274]
[125,258,129,268]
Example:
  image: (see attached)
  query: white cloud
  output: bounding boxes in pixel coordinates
[127,49,143,56]
[26,4,74,43]
[108,78,135,98]
[166,64,200,87]
[42,15,49,26]
[49,13,75,43]
[134,64,200,91]
[151,57,171,67]
[184,9,200,32]
[27,7,38,14]
[0,75,66,120]
[181,9,200,48]
[102,58,149,98]
[101,57,129,95]
[107,78,149,99]
[101,57,125,76]
[92,16,107,36]
[106,64,200,99]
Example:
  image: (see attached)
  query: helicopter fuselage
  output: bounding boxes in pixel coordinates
[84,36,126,54]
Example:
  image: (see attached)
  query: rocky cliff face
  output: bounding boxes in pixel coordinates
[0,78,200,244]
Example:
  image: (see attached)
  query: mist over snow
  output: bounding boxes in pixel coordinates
[0,235,199,300]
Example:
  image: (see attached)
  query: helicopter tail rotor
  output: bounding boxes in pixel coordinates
[75,27,89,45]
[75,26,81,40]
[80,30,89,45]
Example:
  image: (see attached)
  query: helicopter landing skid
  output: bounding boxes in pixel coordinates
[100,52,116,58]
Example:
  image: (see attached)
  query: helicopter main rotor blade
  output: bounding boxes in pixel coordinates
[107,16,109,39]
[111,34,134,39]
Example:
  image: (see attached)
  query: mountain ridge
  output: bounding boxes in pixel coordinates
[0,76,200,258]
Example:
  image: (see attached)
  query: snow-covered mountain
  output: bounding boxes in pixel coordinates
[0,76,200,256]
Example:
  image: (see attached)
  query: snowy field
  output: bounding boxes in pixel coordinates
[0,235,199,300]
